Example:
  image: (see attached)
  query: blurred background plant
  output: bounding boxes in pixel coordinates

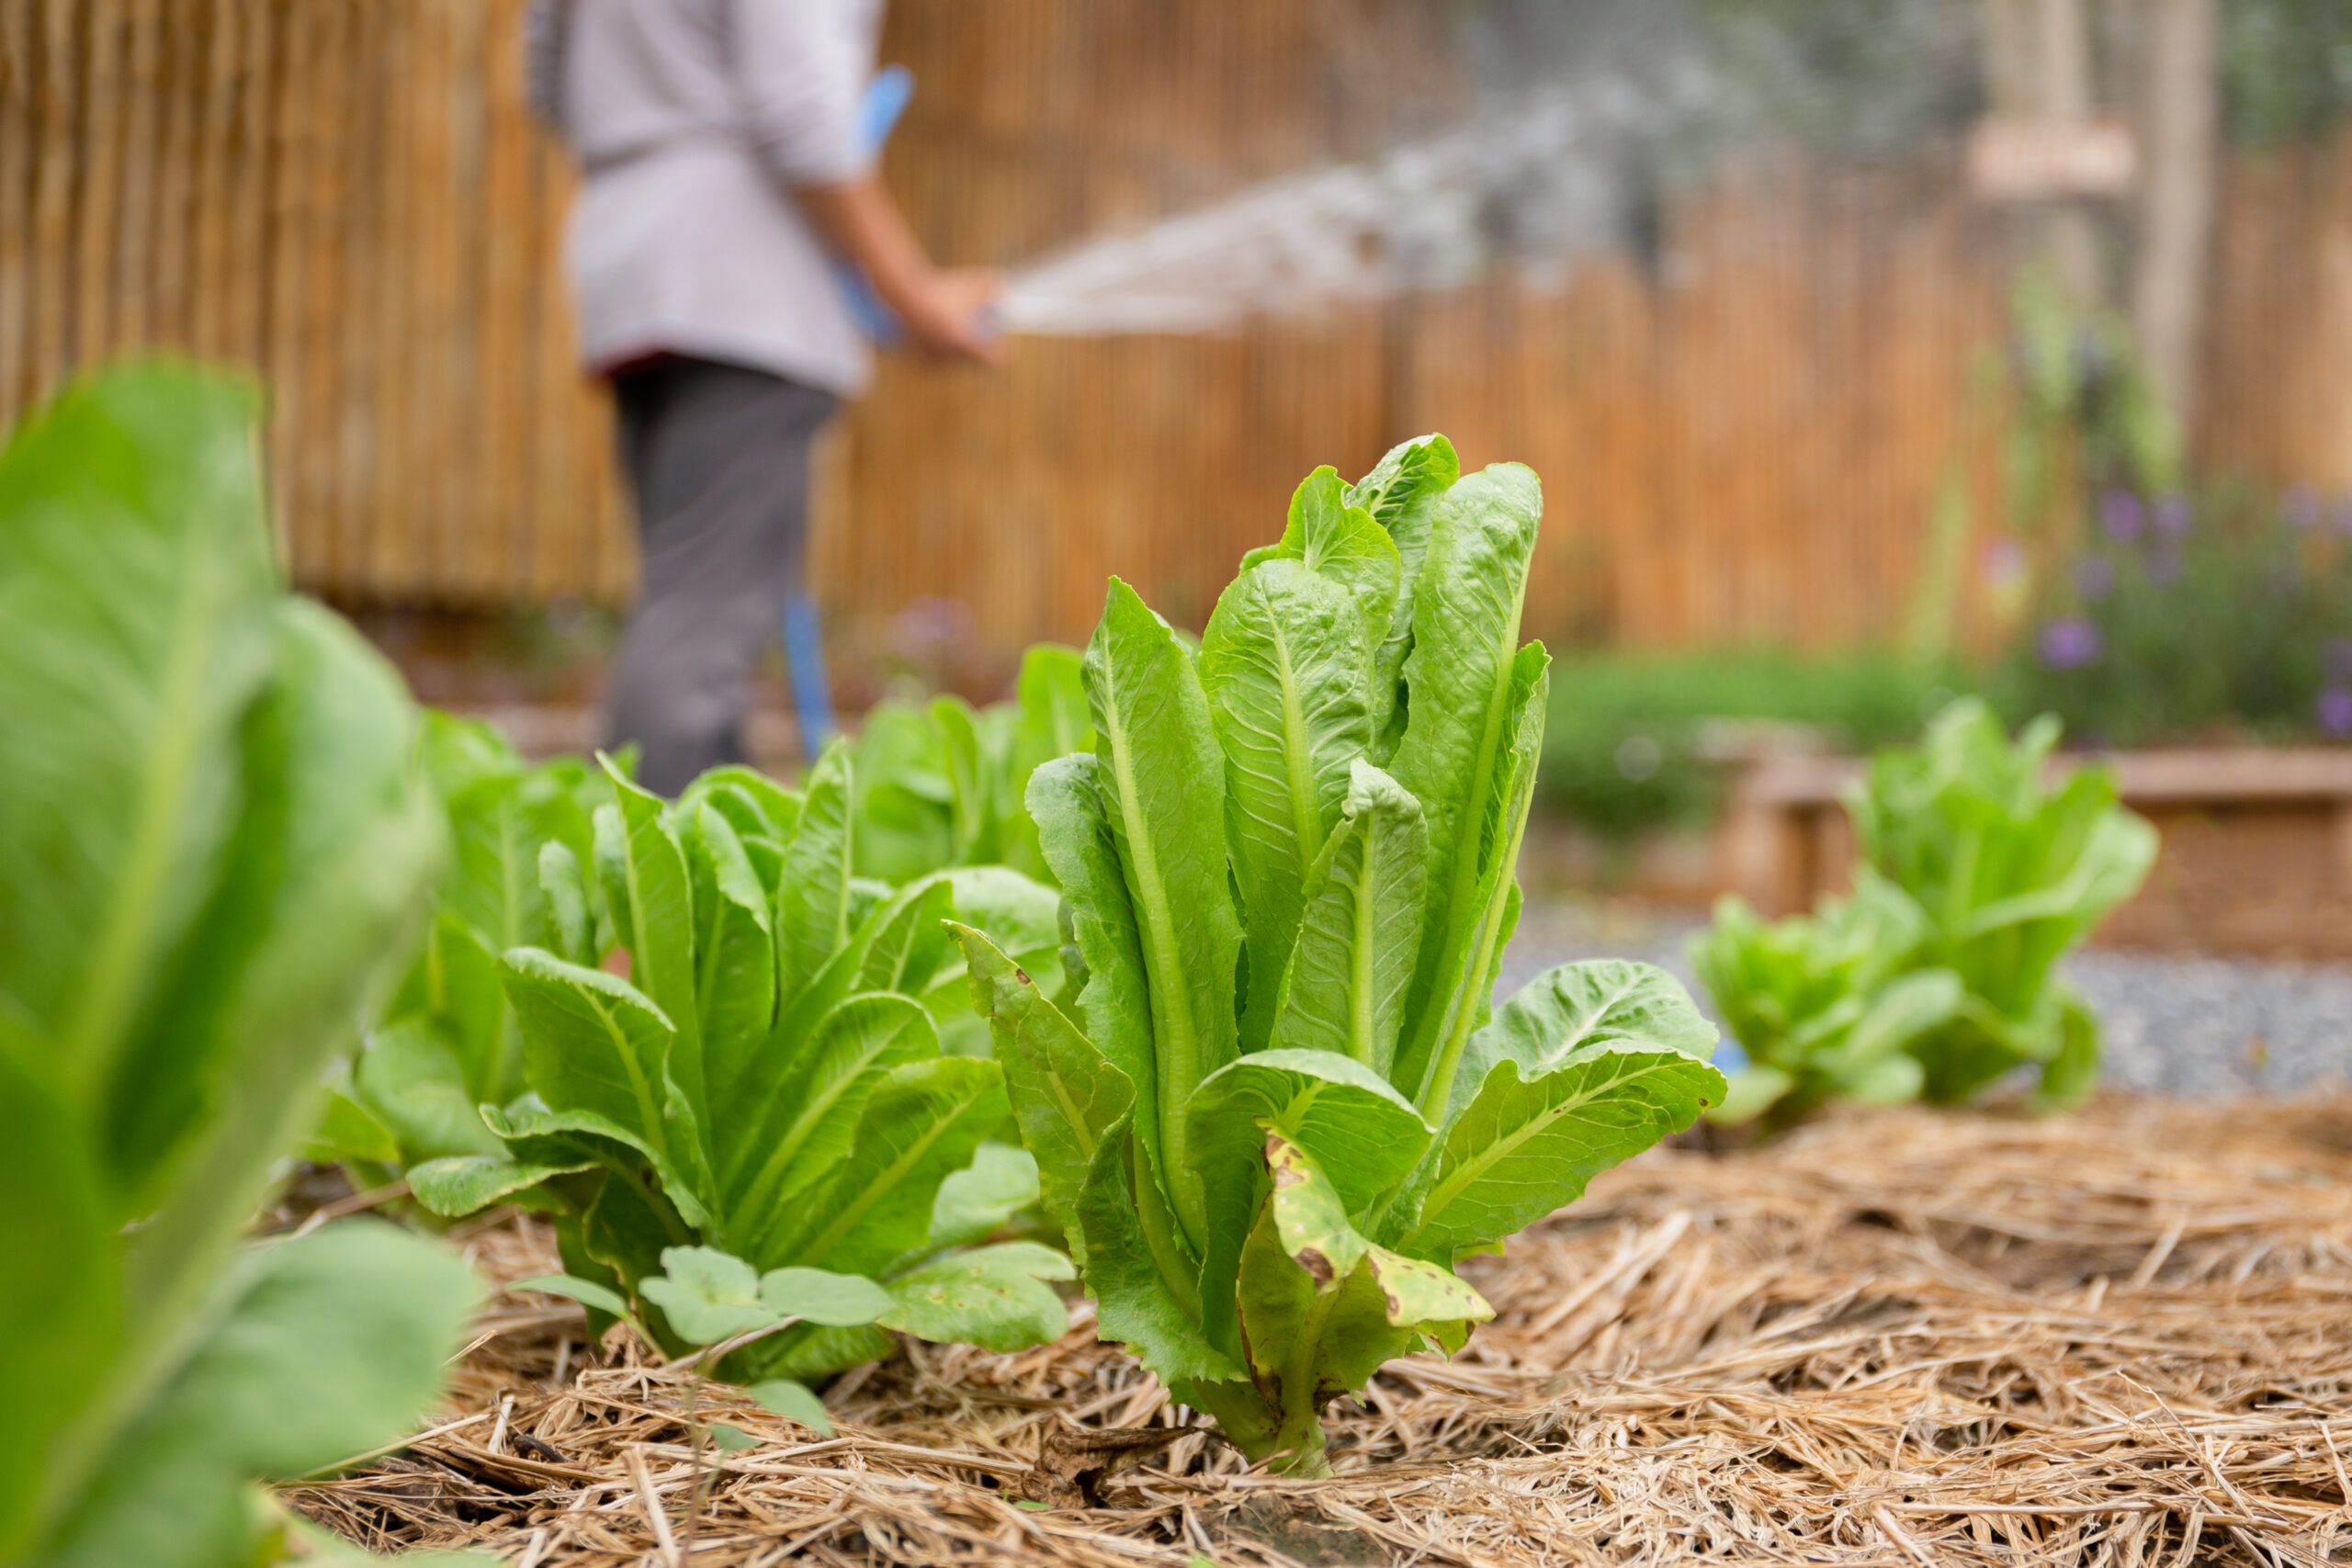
[847,646,1090,886]
[1995,480,2352,746]
[2222,0,2352,145]
[1693,699,2158,1127]
[1538,650,1963,851]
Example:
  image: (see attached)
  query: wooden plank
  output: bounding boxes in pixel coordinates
[72,0,125,368]
[107,0,163,358]
[144,0,196,354]
[1738,746,2352,810]
[28,0,80,397]
[0,0,40,408]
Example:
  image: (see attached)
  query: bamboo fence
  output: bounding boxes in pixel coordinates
[3,0,2348,667]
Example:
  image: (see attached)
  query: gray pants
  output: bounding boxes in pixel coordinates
[605,357,836,796]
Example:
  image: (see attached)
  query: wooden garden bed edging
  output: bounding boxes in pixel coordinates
[1721,746,2352,959]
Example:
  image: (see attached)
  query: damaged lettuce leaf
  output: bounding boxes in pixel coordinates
[956,438,1722,1473]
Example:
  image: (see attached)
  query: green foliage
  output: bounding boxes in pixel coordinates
[849,644,1093,885]
[1849,699,2156,1107]
[1994,481,2352,747]
[1694,0,1984,158]
[1698,0,2352,157]
[404,748,1072,1382]
[2223,0,2352,146]
[0,365,481,1565]
[1917,266,2186,663]
[1699,699,2157,1123]
[2002,267,2184,541]
[1538,649,1958,845]
[519,1240,1057,1448]
[311,714,620,1176]
[1691,886,1962,1127]
[955,439,1722,1473]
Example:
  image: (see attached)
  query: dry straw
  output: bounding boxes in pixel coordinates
[286,1095,2352,1566]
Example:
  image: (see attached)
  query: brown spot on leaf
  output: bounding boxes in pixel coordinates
[1265,1131,1306,1184]
[1295,1247,1336,1287]
[1013,965,1033,986]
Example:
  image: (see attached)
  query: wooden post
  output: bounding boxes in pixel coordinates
[1982,0,2107,306]
[2132,0,2219,431]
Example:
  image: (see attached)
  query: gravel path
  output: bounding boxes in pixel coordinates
[1501,899,2352,1097]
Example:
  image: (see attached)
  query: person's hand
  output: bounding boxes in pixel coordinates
[894,267,1004,364]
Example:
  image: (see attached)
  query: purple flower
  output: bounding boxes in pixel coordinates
[2072,554,2116,602]
[2037,617,2103,670]
[2319,685,2352,739]
[1980,536,2026,589]
[2285,485,2324,531]
[2098,490,2144,543]
[2153,493,2193,537]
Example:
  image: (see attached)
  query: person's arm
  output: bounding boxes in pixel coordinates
[727,0,999,362]
[791,179,1000,361]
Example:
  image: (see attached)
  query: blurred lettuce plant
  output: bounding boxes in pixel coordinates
[0,366,481,1567]
[1849,701,2155,1107]
[849,645,1092,885]
[311,715,619,1178]
[1693,884,1962,1128]
[1698,700,2156,1123]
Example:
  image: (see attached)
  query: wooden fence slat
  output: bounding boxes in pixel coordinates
[0,1,38,410]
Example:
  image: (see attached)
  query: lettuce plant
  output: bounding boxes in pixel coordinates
[1697,698,2157,1124]
[956,438,1723,1473]
[523,1239,1070,1439]
[312,713,616,1175]
[0,367,480,1566]
[1843,698,2156,1108]
[1692,885,1962,1126]
[851,644,1092,885]
[407,747,1074,1383]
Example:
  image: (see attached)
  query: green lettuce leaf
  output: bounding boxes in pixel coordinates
[965,443,1714,1473]
[1082,581,1243,1246]
[1202,491,1393,1054]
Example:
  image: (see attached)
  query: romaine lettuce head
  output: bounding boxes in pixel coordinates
[956,438,1722,1472]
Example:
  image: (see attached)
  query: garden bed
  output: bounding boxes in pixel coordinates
[1540,745,2352,964]
[289,1095,2352,1567]
[1723,747,2352,961]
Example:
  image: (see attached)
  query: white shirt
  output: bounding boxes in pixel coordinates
[527,0,886,394]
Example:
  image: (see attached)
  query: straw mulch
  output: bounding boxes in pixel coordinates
[288,1096,2352,1566]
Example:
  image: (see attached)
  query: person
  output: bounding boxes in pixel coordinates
[526,0,1000,795]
